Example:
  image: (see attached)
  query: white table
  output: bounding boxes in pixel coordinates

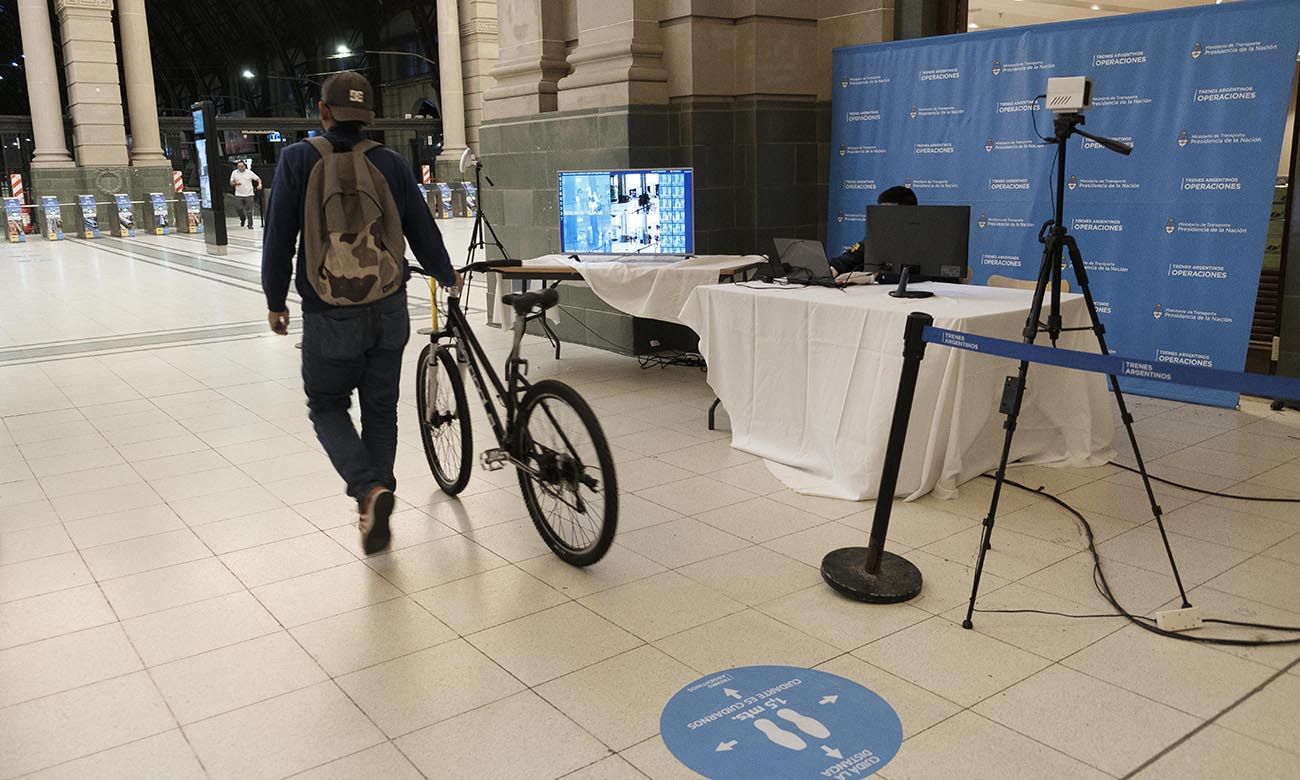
[678,281,1116,501]
[491,254,765,330]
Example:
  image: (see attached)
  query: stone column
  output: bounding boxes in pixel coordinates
[116,0,168,166]
[482,0,568,120]
[55,0,129,167]
[436,0,469,161]
[459,0,500,153]
[16,0,74,168]
[556,0,668,111]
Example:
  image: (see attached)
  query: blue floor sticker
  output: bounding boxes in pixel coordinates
[661,665,903,779]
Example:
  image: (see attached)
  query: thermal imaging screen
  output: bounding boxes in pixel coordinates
[558,168,694,255]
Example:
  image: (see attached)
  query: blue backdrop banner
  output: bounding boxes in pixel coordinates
[829,0,1300,407]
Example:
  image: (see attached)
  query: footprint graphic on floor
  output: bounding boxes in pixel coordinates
[777,708,830,739]
[754,718,808,751]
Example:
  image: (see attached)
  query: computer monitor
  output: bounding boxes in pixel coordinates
[558,168,694,255]
[866,205,970,284]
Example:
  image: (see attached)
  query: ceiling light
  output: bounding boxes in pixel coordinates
[1091,4,1101,9]
[241,69,255,79]
[336,45,351,55]
[969,22,980,29]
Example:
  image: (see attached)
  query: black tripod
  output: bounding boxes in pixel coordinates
[961,112,1192,629]
[464,155,508,317]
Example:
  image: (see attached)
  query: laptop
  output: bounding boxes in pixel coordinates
[865,205,970,283]
[772,238,835,281]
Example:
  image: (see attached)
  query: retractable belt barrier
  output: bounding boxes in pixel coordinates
[820,311,1299,608]
[923,326,1300,402]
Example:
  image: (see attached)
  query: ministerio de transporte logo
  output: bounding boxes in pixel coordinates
[1191,42,1203,60]
[992,60,1003,76]
[1166,218,1177,235]
[840,74,849,89]
[909,106,919,119]
[1178,130,1189,148]
[985,138,994,152]
[839,145,846,157]
[1068,176,1078,191]
[978,213,989,229]
[1153,303,1164,320]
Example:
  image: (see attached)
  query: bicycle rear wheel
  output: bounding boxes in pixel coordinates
[416,344,473,495]
[514,380,617,566]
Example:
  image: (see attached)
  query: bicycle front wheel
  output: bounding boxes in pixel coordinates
[514,380,617,567]
[416,344,473,495]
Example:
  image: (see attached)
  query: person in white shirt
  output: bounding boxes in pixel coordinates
[230,161,262,229]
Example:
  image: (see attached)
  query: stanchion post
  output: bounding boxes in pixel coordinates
[820,311,932,603]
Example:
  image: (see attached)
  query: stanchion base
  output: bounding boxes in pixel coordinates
[821,547,922,604]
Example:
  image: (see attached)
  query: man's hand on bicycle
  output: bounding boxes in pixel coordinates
[268,309,290,335]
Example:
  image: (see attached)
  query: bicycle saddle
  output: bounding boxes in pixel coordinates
[501,287,559,315]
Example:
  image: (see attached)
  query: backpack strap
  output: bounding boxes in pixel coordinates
[306,136,335,158]
[350,139,379,155]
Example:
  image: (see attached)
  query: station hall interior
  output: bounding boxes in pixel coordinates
[3,1,1300,779]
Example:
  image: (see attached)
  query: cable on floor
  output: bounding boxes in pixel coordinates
[1108,461,1300,503]
[978,474,1300,646]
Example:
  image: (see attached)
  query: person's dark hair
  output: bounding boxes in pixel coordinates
[877,185,918,206]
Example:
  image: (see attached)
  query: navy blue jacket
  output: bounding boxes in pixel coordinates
[261,124,457,313]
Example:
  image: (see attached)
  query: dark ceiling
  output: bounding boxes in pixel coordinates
[0,0,438,117]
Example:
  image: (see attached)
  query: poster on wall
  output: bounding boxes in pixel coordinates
[183,191,203,233]
[77,195,100,239]
[42,196,63,240]
[114,193,135,237]
[461,181,478,216]
[149,192,171,235]
[436,183,453,219]
[4,198,25,243]
[828,0,1300,407]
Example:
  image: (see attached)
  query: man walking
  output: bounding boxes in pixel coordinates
[261,72,458,554]
[230,160,262,229]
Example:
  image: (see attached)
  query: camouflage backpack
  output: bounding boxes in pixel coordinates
[302,137,405,305]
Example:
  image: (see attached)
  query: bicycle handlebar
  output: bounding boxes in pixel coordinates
[408,259,522,279]
[460,259,522,273]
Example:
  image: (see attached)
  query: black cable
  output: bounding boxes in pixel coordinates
[980,474,1300,645]
[1030,95,1053,143]
[1108,461,1300,503]
[973,607,1130,621]
[638,350,706,371]
[551,304,633,356]
[1206,618,1300,631]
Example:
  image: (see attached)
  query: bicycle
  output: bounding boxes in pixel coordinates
[411,260,618,566]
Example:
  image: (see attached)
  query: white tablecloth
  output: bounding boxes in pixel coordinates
[678,281,1116,501]
[497,254,764,326]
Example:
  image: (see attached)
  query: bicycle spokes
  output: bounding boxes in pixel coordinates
[521,399,605,551]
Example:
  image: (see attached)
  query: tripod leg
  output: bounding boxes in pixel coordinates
[1065,237,1192,607]
[964,238,1057,629]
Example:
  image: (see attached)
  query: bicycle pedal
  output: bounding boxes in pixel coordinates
[480,449,508,471]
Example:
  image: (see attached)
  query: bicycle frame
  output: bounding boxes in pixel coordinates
[428,275,533,453]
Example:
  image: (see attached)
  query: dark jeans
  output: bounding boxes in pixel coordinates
[236,195,255,224]
[301,292,410,503]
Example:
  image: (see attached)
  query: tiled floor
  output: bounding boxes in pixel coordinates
[3,220,1300,779]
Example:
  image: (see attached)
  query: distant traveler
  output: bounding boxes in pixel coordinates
[830,185,918,275]
[261,71,459,554]
[230,161,262,229]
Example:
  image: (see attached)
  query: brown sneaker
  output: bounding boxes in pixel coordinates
[359,486,394,555]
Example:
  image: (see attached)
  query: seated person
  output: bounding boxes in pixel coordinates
[830,185,918,275]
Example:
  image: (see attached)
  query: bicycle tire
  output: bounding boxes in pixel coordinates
[514,380,618,567]
[416,344,473,495]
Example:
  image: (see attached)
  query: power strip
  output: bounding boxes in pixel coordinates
[1155,606,1203,632]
